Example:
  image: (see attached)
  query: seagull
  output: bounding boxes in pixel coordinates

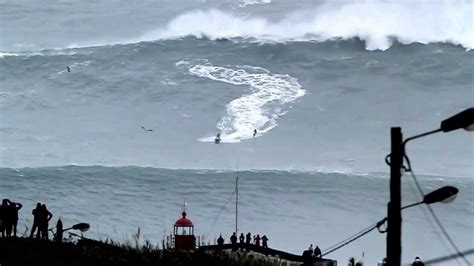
[141,126,153,132]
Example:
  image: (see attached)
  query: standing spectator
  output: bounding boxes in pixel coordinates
[30,203,41,238]
[239,233,245,250]
[0,199,10,237]
[10,201,22,237]
[314,245,322,258]
[39,204,53,240]
[230,232,237,251]
[254,234,261,246]
[412,257,425,266]
[262,235,268,248]
[217,234,224,247]
[3,199,15,237]
[245,232,251,245]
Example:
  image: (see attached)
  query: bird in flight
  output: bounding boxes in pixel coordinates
[141,126,153,132]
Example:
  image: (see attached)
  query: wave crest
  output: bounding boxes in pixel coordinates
[141,1,473,50]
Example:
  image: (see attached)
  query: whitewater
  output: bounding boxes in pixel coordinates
[0,0,473,265]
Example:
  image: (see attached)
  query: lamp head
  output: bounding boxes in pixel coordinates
[440,108,474,132]
[423,186,459,205]
[72,223,90,232]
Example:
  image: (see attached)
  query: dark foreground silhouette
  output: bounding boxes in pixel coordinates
[0,237,288,266]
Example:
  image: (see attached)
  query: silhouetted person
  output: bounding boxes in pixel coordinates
[245,232,251,244]
[0,199,10,237]
[302,249,313,266]
[215,133,221,144]
[67,66,71,72]
[262,235,268,248]
[314,245,322,258]
[39,204,53,240]
[230,232,237,251]
[2,199,15,237]
[377,258,387,266]
[349,257,356,266]
[10,201,22,237]
[412,256,425,266]
[308,244,314,255]
[0,202,3,237]
[55,219,63,243]
[217,234,224,247]
[254,234,261,246]
[239,233,245,250]
[30,203,41,238]
[253,129,257,137]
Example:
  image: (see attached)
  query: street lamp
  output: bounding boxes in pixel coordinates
[401,186,459,210]
[386,108,473,266]
[64,222,90,233]
[55,220,90,243]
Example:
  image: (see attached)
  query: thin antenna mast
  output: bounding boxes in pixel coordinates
[235,156,239,235]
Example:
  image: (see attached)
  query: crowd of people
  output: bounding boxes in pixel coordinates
[0,199,22,237]
[302,244,323,265]
[217,232,269,251]
[0,199,53,239]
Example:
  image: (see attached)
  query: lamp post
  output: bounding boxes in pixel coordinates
[55,221,90,243]
[386,108,473,266]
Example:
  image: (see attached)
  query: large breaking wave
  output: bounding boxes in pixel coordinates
[140,1,473,51]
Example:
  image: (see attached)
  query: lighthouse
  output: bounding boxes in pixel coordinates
[173,203,195,250]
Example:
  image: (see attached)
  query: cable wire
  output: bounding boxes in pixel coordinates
[422,249,474,265]
[205,189,236,237]
[321,218,386,257]
[403,149,470,266]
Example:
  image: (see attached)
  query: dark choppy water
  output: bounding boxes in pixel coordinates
[1,0,473,264]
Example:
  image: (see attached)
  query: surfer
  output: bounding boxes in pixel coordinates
[66,66,71,72]
[215,133,221,144]
[253,129,257,137]
[141,126,153,132]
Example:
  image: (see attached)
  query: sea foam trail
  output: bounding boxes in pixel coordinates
[238,0,272,8]
[183,62,305,143]
[142,0,473,50]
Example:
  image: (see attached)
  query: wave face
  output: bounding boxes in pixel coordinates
[1,36,473,176]
[1,1,473,51]
[143,1,473,51]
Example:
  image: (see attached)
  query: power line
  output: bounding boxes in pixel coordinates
[403,151,470,266]
[321,218,386,257]
[205,189,236,237]
[422,249,474,265]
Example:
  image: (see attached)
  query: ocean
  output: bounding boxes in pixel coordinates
[0,0,473,264]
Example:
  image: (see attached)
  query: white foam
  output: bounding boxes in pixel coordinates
[0,52,19,58]
[140,1,473,50]
[238,0,272,8]
[184,62,305,143]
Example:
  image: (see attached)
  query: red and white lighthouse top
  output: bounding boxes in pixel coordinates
[174,211,193,227]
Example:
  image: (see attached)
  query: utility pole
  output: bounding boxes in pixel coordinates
[387,127,402,265]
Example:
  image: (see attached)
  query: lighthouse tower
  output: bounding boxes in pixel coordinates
[173,202,195,250]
